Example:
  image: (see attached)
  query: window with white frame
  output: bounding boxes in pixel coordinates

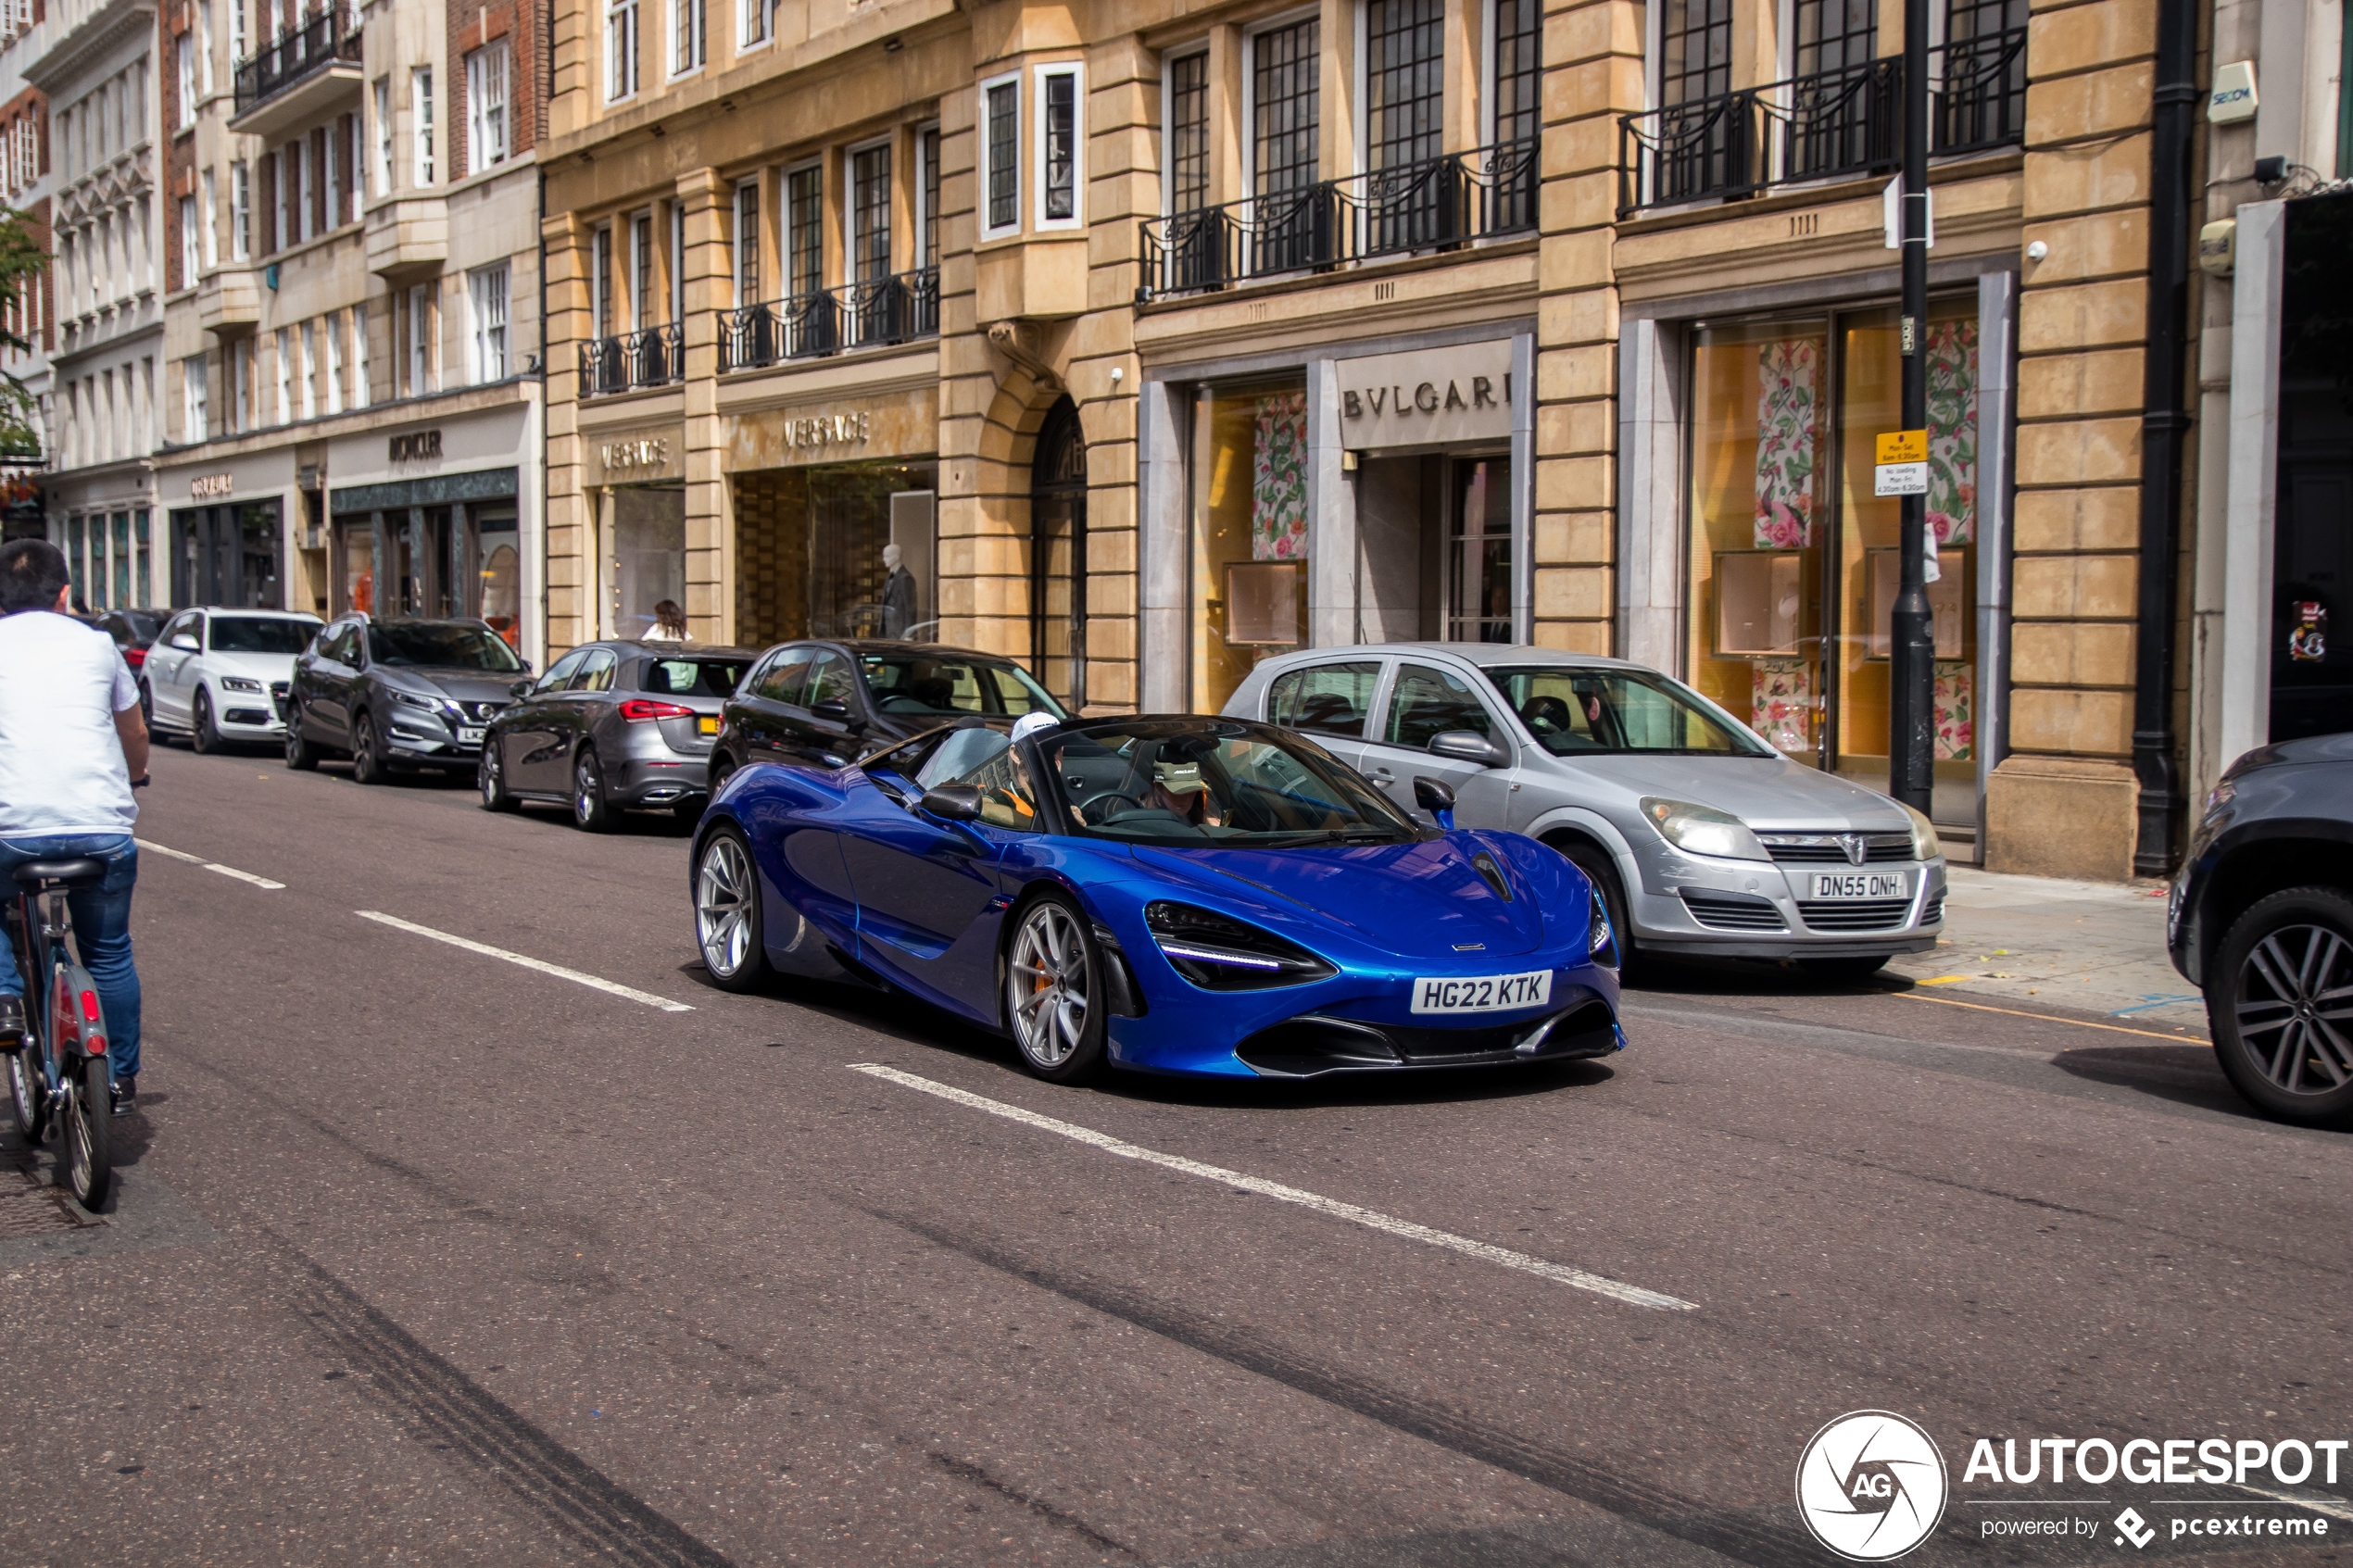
[784,163,821,295]
[1036,62,1082,226]
[630,212,652,329]
[1364,0,1443,171]
[177,194,197,287]
[230,0,244,64]
[351,302,371,406]
[607,0,639,100]
[231,160,250,258]
[231,336,250,430]
[669,202,685,321]
[176,34,194,130]
[348,115,365,222]
[1250,17,1320,195]
[372,78,392,194]
[300,318,317,419]
[470,261,509,382]
[467,41,510,170]
[325,126,343,225]
[848,140,890,282]
[411,68,434,184]
[669,0,702,76]
[325,307,344,413]
[197,0,214,93]
[732,181,760,303]
[980,72,1020,235]
[273,325,291,422]
[406,282,433,393]
[1491,0,1540,144]
[738,0,770,48]
[201,169,218,266]
[292,136,311,244]
[182,355,207,442]
[592,222,613,336]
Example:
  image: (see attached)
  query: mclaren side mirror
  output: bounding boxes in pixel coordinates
[1428,730,1510,768]
[921,784,983,822]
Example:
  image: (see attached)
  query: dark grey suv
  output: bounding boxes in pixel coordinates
[477,641,758,830]
[284,617,530,784]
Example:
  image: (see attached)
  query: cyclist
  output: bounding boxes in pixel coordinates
[0,540,149,1113]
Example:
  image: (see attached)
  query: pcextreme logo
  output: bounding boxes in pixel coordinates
[1796,1411,1951,1561]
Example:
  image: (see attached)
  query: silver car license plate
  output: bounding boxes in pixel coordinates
[1810,872,1911,900]
[458,725,485,745]
[1410,971,1553,1015]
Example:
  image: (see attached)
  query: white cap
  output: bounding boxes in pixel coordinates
[1012,710,1059,742]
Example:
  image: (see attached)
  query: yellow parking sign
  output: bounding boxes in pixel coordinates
[1875,430,1928,465]
[1874,429,1929,496]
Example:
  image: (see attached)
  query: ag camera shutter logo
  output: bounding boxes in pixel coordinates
[1796,1411,1950,1560]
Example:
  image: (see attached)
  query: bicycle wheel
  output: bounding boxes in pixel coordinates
[64,1055,110,1211]
[7,1045,44,1143]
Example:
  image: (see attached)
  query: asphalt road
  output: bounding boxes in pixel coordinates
[0,743,2345,1568]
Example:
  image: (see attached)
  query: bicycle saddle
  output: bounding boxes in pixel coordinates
[12,859,106,889]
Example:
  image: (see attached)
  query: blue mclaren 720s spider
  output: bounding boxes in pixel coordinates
[688,713,1626,1083]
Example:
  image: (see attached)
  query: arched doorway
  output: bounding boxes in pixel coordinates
[1029,396,1087,710]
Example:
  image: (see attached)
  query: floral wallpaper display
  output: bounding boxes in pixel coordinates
[1752,657,1815,755]
[1251,392,1310,561]
[1933,659,1973,761]
[1753,340,1819,549]
[1924,320,1977,547]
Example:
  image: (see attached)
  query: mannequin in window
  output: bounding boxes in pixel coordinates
[881,542,917,638]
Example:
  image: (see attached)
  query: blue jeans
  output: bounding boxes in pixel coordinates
[0,835,140,1082]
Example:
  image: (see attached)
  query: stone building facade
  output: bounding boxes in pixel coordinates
[152,0,546,649]
[543,0,2246,876]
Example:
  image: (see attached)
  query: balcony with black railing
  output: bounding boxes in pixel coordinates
[1138,138,1538,301]
[718,269,941,372]
[1617,27,2027,216]
[232,6,363,125]
[579,324,685,398]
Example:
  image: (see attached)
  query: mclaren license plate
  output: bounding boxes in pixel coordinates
[1809,872,1911,900]
[1410,970,1553,1015]
[698,716,720,735]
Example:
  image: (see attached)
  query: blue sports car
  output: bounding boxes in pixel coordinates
[688,714,1625,1083]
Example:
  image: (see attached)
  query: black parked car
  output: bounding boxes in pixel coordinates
[2170,733,2353,1125]
[284,616,530,784]
[478,641,759,830]
[706,640,1065,790]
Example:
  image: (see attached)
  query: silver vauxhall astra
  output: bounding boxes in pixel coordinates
[1224,644,1945,978]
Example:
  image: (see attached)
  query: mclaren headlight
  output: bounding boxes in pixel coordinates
[1144,902,1336,991]
[1587,885,1618,969]
[1899,801,1942,862]
[1639,797,1769,861]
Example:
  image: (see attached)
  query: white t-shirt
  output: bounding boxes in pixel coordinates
[0,609,140,839]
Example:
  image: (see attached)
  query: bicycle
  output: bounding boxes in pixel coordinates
[3,856,118,1210]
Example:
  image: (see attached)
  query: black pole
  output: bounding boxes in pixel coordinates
[1888,0,1934,812]
[2133,0,2198,874]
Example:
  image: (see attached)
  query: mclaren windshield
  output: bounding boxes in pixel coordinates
[1042,721,1423,845]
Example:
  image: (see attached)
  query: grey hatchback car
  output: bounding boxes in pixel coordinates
[1226,644,1945,977]
[477,642,758,830]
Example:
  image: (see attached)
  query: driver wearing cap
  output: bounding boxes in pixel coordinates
[1147,759,1224,828]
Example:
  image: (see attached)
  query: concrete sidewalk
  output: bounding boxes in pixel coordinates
[1888,865,2209,1039]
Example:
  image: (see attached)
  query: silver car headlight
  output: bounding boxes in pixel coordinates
[389,689,441,713]
[1899,801,1941,861]
[1639,797,1768,861]
[217,676,264,694]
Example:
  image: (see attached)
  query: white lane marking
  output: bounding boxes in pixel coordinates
[354,910,694,1012]
[134,838,286,890]
[848,1062,1695,1311]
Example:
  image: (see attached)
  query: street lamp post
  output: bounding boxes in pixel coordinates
[1887,0,1935,814]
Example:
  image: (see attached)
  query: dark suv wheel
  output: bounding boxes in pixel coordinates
[2209,885,2353,1125]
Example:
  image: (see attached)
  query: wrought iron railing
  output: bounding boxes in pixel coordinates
[1138,139,1538,300]
[578,324,684,397]
[1617,27,2027,215]
[717,269,940,371]
[233,7,363,116]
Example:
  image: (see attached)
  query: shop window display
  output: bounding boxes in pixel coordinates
[730,462,939,648]
[613,484,686,641]
[1192,380,1308,712]
[1688,297,1979,820]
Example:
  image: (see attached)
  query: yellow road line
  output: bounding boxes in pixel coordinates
[1895,989,2206,1043]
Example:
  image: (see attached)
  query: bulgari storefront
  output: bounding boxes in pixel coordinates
[1137,325,1536,715]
